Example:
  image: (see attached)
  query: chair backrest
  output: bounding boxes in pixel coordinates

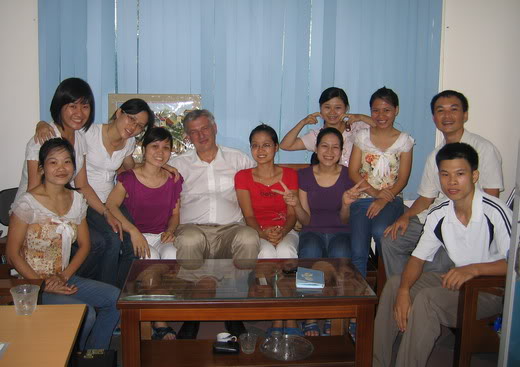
[0,188,18,227]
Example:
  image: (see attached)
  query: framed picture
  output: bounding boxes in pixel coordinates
[108,94,201,161]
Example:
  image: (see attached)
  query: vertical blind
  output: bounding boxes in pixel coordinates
[38,0,442,199]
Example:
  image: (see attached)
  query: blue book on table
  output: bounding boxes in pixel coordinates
[296,267,325,289]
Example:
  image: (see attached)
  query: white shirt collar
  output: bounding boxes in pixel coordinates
[189,145,224,165]
[447,188,484,225]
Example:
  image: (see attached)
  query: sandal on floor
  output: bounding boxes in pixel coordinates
[152,326,177,340]
[302,321,320,337]
[284,327,304,336]
[321,320,331,336]
[265,327,284,337]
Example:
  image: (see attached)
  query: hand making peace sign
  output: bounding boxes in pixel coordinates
[272,181,299,207]
[342,180,367,206]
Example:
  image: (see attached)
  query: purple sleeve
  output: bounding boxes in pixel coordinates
[117,170,134,193]
[298,167,312,191]
[340,166,354,190]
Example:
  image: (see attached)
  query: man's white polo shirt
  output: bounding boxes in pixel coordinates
[416,129,503,223]
[412,189,512,267]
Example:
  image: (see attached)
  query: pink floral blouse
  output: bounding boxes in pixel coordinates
[10,191,87,278]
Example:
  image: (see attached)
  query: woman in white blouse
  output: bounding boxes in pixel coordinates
[34,95,160,287]
[8,138,120,350]
[348,87,414,277]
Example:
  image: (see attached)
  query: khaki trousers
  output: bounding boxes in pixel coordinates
[174,223,259,261]
[373,273,502,367]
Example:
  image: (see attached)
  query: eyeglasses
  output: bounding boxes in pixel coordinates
[250,143,275,150]
[123,111,147,132]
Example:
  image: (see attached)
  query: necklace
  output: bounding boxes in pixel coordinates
[254,167,280,187]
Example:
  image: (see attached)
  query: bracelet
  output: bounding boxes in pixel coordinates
[102,208,110,217]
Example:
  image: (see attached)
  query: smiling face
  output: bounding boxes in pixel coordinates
[250,131,278,164]
[143,138,172,168]
[60,99,91,131]
[438,158,478,202]
[186,116,218,154]
[320,97,348,127]
[42,147,75,186]
[114,109,149,139]
[432,96,468,136]
[316,132,342,166]
[370,98,399,129]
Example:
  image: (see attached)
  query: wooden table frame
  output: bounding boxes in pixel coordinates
[119,297,376,367]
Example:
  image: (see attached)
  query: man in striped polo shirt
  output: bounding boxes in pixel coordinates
[373,142,511,367]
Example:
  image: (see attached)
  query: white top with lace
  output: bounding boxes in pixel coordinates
[353,129,414,198]
[10,191,87,278]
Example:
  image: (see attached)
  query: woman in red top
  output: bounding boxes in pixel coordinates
[235,124,299,259]
[235,124,301,336]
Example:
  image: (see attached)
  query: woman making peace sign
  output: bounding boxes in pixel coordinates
[235,124,299,259]
[278,127,365,336]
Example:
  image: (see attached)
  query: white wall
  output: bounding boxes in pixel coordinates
[440,0,520,197]
[0,0,39,234]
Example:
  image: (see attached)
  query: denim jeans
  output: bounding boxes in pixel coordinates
[41,275,120,350]
[298,231,352,259]
[72,206,136,288]
[350,197,404,277]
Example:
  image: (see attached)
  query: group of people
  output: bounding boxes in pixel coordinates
[372,91,509,366]
[5,76,511,366]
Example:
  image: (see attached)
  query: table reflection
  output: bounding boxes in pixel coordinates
[120,258,374,302]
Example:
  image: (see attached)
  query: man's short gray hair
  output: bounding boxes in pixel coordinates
[182,109,216,132]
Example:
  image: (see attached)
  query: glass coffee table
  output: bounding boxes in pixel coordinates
[118,258,377,367]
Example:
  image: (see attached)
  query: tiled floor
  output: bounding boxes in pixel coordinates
[110,321,498,366]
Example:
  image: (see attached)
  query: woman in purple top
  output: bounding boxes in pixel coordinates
[106,127,182,340]
[107,127,182,260]
[278,127,365,335]
[286,128,363,258]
